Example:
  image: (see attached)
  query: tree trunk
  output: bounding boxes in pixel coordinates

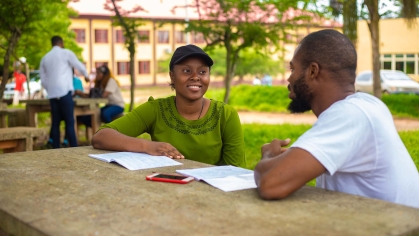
[366,0,382,98]
[129,43,135,111]
[223,48,239,104]
[223,50,232,104]
[0,31,20,103]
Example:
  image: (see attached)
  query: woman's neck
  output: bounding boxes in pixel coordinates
[174,96,206,120]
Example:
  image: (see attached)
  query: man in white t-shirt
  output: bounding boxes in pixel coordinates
[254,30,419,209]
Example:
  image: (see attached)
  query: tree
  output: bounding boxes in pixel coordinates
[104,0,146,111]
[0,0,82,102]
[173,0,309,103]
[329,0,418,99]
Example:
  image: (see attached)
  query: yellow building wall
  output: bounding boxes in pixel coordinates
[357,18,419,81]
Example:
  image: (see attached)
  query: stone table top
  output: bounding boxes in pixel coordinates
[1,146,419,236]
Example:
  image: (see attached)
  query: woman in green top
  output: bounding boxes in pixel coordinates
[92,45,246,168]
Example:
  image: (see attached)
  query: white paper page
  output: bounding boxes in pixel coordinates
[176,165,253,180]
[202,174,257,192]
[89,152,182,170]
[89,153,113,162]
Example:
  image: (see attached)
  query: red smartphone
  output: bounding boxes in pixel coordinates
[146,173,194,184]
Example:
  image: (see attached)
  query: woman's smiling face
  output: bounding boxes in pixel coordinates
[170,56,210,101]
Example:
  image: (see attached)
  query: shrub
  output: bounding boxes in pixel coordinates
[382,94,419,119]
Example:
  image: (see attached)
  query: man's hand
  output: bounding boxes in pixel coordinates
[261,138,290,159]
[147,141,184,159]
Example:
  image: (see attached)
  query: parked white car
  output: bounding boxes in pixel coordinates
[355,70,419,94]
[3,70,47,99]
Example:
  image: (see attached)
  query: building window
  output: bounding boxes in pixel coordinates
[383,62,392,70]
[95,62,108,69]
[138,30,150,43]
[138,61,150,74]
[95,29,108,43]
[117,62,130,75]
[158,31,169,43]
[115,30,125,43]
[175,31,186,44]
[191,32,204,44]
[73,29,86,43]
[381,54,418,75]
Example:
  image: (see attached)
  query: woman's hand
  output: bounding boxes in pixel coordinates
[147,141,184,159]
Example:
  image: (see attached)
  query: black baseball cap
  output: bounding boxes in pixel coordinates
[169,44,214,71]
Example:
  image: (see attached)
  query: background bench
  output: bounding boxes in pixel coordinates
[0,127,47,153]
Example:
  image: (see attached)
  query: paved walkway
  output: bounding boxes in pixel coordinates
[238,111,419,131]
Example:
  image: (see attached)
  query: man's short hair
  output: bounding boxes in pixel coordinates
[298,30,357,83]
[51,36,63,46]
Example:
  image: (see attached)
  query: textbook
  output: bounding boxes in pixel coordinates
[176,165,256,192]
[88,152,182,171]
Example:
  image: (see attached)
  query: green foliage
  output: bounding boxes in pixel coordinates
[381,94,419,119]
[0,0,82,69]
[399,130,419,171]
[228,85,291,112]
[206,47,284,78]
[205,85,291,112]
[207,85,419,118]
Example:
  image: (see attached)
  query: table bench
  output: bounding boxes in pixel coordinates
[0,127,47,153]
[20,98,108,144]
[0,108,27,128]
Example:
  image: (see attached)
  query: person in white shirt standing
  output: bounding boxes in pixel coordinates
[254,29,419,209]
[40,36,88,148]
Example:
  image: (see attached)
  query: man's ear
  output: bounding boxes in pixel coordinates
[309,62,320,79]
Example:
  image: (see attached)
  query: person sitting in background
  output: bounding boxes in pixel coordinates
[91,44,247,168]
[75,65,124,124]
[252,76,261,86]
[262,74,272,86]
[254,29,419,209]
[73,69,84,97]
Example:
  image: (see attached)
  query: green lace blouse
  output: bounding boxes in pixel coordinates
[100,96,247,168]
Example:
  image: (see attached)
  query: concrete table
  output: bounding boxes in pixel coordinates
[0,147,419,236]
[20,98,108,142]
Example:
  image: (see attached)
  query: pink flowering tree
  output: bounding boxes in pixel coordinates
[173,0,312,103]
[104,0,147,111]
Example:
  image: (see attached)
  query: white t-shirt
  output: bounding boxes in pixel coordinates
[105,78,124,108]
[291,92,419,208]
[40,46,88,99]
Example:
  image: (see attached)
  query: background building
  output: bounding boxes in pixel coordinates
[357,18,419,81]
[69,0,341,87]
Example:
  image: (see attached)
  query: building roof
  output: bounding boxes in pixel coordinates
[69,0,201,20]
[69,0,341,27]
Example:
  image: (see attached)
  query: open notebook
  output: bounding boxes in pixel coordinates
[89,152,182,170]
[176,165,256,192]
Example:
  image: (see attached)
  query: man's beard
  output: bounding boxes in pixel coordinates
[287,73,314,113]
